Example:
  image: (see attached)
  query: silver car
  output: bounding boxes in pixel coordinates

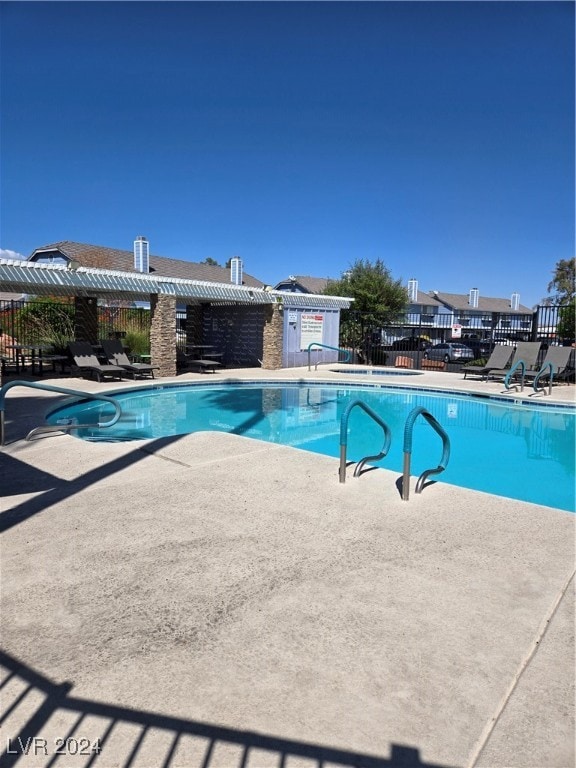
[423,342,474,363]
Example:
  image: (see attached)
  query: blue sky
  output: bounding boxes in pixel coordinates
[1,1,573,308]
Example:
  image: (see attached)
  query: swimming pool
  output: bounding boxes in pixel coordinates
[48,382,575,512]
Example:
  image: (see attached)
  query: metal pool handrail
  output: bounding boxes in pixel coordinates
[339,399,392,483]
[504,359,526,391]
[307,343,351,371]
[0,380,123,446]
[533,362,554,396]
[402,406,450,501]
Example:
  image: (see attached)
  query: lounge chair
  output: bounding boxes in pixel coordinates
[461,344,513,380]
[176,349,222,374]
[487,341,542,382]
[69,341,125,382]
[100,339,158,379]
[513,345,574,395]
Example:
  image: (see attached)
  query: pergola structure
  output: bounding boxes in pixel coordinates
[0,259,352,376]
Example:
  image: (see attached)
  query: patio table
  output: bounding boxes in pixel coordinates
[5,344,52,376]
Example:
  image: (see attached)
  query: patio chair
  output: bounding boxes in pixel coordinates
[69,341,125,382]
[487,341,542,382]
[461,344,513,380]
[176,349,222,374]
[517,345,574,395]
[100,339,158,379]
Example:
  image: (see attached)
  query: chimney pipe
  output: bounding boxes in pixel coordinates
[134,236,149,273]
[230,256,243,285]
[468,288,479,308]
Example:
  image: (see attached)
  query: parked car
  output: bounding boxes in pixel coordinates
[391,336,431,351]
[460,338,492,359]
[371,330,404,347]
[423,343,474,363]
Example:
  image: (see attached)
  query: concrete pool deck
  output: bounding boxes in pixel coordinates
[0,367,574,768]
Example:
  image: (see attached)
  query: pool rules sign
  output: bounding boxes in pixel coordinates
[300,314,324,350]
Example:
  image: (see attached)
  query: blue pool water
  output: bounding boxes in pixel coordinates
[47,382,575,512]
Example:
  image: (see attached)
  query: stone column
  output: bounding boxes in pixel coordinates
[261,303,284,369]
[74,297,99,343]
[150,294,177,377]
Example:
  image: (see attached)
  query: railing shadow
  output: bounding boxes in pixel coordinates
[0,453,62,497]
[0,435,186,533]
[0,650,455,768]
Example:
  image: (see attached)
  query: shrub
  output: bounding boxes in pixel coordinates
[123,329,150,358]
[17,299,75,353]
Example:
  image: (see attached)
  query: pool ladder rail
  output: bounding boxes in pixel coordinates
[504,359,557,397]
[401,406,451,501]
[0,380,123,446]
[339,400,451,501]
[307,343,351,371]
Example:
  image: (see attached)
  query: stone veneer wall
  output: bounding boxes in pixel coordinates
[74,297,99,343]
[150,294,177,377]
[261,304,284,369]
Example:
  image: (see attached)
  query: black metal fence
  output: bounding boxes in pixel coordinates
[0,298,572,373]
[339,304,573,370]
[0,299,151,353]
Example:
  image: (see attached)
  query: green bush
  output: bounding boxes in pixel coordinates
[17,299,75,353]
[123,329,150,358]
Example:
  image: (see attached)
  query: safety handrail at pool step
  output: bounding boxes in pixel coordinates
[402,406,450,501]
[504,359,526,392]
[339,399,392,483]
[532,361,555,396]
[0,380,123,446]
[307,343,351,371]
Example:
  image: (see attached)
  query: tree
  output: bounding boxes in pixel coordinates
[557,299,575,342]
[547,258,575,304]
[323,259,408,364]
[323,258,408,324]
[201,257,219,267]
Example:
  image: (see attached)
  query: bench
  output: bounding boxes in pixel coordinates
[421,359,446,371]
[394,356,414,369]
[189,359,223,374]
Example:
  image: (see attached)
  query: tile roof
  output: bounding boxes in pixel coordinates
[432,291,532,314]
[30,241,265,288]
[414,290,443,307]
[274,276,332,293]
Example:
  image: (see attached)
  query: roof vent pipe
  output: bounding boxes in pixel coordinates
[134,236,149,273]
[469,288,479,308]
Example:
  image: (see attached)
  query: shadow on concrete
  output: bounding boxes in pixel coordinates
[0,436,185,533]
[0,649,455,768]
[0,453,62,497]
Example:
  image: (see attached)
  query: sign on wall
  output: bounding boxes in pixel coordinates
[300,313,324,350]
[451,324,462,339]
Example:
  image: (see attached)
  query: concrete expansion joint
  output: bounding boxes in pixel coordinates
[466,568,576,768]
[139,440,286,468]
